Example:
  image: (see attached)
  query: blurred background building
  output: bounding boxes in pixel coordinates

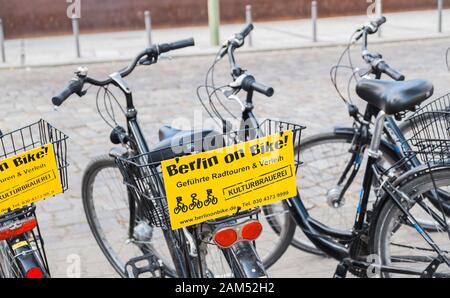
[0,0,448,38]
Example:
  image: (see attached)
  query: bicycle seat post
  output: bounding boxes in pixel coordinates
[368,111,386,159]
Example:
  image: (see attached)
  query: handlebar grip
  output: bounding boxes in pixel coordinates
[51,79,83,106]
[377,61,405,81]
[373,16,386,27]
[160,38,195,53]
[367,16,387,34]
[242,76,274,97]
[239,23,254,38]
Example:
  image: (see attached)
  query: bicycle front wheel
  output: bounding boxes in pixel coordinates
[82,155,176,278]
[291,131,397,255]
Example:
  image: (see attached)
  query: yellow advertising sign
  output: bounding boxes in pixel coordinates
[161,131,297,230]
[0,144,62,214]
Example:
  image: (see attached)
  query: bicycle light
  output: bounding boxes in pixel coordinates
[213,220,263,248]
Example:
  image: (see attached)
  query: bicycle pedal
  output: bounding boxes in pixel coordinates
[125,253,165,278]
[333,262,348,278]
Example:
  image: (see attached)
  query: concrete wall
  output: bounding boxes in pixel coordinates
[0,0,447,38]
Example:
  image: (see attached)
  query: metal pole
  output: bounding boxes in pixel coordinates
[245,5,253,47]
[144,10,152,47]
[376,0,382,37]
[72,15,81,58]
[20,39,25,66]
[311,1,317,42]
[208,0,220,46]
[438,0,443,33]
[0,19,5,63]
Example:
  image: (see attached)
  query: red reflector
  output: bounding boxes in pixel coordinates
[0,218,37,241]
[241,221,263,241]
[213,228,238,248]
[26,267,44,278]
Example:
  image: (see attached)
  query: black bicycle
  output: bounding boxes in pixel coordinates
[52,37,288,278]
[196,24,302,269]
[268,17,450,258]
[282,17,450,277]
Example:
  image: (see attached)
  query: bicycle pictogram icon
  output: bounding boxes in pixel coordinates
[173,196,188,214]
[204,189,218,206]
[189,193,203,210]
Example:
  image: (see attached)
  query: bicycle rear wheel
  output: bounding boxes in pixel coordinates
[82,155,177,278]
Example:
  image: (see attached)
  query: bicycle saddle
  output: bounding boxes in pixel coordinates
[148,126,223,163]
[356,79,434,115]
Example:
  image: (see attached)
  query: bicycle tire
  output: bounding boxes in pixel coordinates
[267,131,398,255]
[82,155,177,278]
[372,166,450,278]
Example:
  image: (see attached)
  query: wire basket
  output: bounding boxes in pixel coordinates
[0,119,69,195]
[116,119,305,228]
[403,93,450,164]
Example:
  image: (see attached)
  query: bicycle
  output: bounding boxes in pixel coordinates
[196,24,302,269]
[52,36,301,278]
[266,16,448,257]
[0,120,68,278]
[276,16,450,277]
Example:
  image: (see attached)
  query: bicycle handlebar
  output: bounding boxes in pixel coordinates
[239,23,254,39]
[52,38,195,106]
[158,38,195,54]
[357,16,405,81]
[368,16,386,34]
[218,24,254,59]
[242,75,274,97]
[377,61,405,81]
[52,78,85,106]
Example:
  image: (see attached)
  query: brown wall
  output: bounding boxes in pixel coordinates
[0,0,447,39]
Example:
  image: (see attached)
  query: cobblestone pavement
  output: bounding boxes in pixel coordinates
[0,38,450,277]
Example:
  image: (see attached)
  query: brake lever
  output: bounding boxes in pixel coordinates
[227,94,245,111]
[222,88,245,111]
[138,55,158,66]
[159,54,173,61]
[77,89,87,97]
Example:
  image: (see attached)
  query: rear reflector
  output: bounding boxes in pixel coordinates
[213,227,238,248]
[0,218,37,241]
[213,220,263,248]
[241,220,263,241]
[26,267,44,278]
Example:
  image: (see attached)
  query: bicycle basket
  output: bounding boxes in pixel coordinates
[0,119,69,192]
[115,119,305,228]
[403,93,450,164]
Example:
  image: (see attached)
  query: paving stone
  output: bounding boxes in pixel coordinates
[0,38,448,277]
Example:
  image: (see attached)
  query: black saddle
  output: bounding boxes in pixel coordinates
[148,126,223,163]
[356,79,434,115]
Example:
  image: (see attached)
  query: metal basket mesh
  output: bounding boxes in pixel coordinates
[116,119,305,228]
[404,93,450,164]
[0,119,69,192]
